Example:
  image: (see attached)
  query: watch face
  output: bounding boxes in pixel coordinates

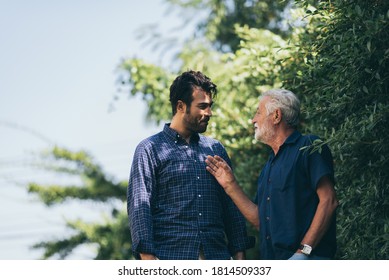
[302,245,312,255]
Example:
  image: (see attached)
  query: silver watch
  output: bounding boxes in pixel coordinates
[299,244,312,255]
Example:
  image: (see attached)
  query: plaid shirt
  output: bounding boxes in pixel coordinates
[128,124,254,260]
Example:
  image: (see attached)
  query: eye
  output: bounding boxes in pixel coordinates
[199,103,211,110]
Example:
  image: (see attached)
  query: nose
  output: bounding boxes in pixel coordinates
[205,107,212,117]
[251,114,257,124]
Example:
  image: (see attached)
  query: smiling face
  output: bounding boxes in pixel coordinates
[252,96,276,144]
[182,88,213,134]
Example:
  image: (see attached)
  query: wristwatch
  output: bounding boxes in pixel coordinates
[299,244,312,256]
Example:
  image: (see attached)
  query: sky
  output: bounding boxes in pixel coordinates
[0,0,195,259]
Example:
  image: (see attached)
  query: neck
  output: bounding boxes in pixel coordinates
[170,117,192,143]
[269,126,295,155]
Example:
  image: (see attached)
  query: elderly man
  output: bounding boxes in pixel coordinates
[206,89,338,260]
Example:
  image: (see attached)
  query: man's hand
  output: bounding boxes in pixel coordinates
[205,155,236,193]
[233,251,246,260]
[140,253,158,260]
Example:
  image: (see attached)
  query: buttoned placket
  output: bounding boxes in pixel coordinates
[175,134,204,231]
[191,142,204,231]
[264,154,276,243]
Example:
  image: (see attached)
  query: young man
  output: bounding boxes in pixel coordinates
[128,70,253,260]
[206,89,338,260]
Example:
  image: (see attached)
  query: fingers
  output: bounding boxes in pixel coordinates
[205,156,217,174]
[205,155,227,176]
[205,155,219,167]
[205,155,219,174]
[205,165,215,175]
[206,155,223,165]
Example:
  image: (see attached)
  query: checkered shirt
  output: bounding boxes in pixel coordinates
[127,124,254,260]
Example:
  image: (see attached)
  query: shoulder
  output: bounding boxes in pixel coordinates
[135,131,165,153]
[296,133,327,150]
[300,133,320,144]
[292,132,322,152]
[199,134,225,148]
[298,133,333,160]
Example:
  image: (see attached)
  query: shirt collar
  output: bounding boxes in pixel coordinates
[283,130,301,145]
[163,123,200,144]
[271,130,301,158]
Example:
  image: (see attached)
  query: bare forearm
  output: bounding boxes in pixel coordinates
[300,198,338,249]
[205,155,259,229]
[300,177,338,250]
[233,251,246,260]
[140,253,158,260]
[225,181,259,229]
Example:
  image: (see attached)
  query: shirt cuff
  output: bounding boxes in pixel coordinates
[228,236,256,254]
[132,240,156,259]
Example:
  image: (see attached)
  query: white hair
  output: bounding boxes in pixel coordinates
[261,89,300,128]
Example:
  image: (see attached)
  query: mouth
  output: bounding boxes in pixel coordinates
[201,118,210,124]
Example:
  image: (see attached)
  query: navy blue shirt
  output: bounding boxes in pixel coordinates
[128,124,254,260]
[256,131,336,259]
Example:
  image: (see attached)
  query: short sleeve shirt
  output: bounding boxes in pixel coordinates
[256,131,336,259]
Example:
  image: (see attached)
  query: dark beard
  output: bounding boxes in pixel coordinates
[183,112,209,134]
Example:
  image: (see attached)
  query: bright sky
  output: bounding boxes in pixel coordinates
[0,0,195,259]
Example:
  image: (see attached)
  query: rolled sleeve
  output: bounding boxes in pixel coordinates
[127,141,157,258]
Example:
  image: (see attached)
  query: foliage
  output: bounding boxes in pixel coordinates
[119,0,389,259]
[280,0,389,259]
[119,59,174,123]
[28,146,131,259]
[167,0,297,52]
[28,0,388,259]
[32,211,132,259]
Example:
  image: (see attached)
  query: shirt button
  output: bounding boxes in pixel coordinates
[199,213,202,216]
[197,176,200,179]
[198,194,202,198]
[266,216,270,221]
[267,197,270,201]
[266,235,271,240]
[268,178,271,183]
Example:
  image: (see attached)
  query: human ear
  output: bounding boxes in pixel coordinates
[177,100,186,113]
[274,109,282,124]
